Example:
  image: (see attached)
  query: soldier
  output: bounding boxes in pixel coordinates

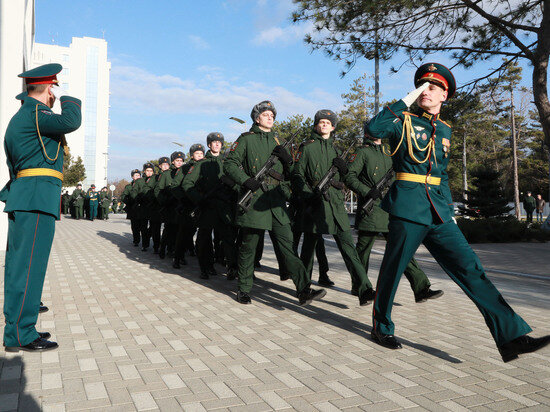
[122,169,143,246]
[145,161,163,253]
[139,162,157,251]
[224,100,326,305]
[61,190,70,214]
[99,187,111,220]
[171,144,204,268]
[182,133,238,279]
[292,110,374,306]
[345,129,443,302]
[155,156,172,257]
[0,63,81,351]
[71,183,85,219]
[86,184,99,221]
[366,62,549,362]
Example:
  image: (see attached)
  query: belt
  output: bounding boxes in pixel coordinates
[396,172,440,185]
[16,168,63,181]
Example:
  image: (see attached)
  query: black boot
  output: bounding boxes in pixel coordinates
[298,288,327,306]
[318,272,334,287]
[227,267,237,281]
[498,334,550,362]
[172,258,180,269]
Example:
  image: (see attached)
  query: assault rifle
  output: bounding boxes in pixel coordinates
[237,131,299,213]
[361,168,394,215]
[312,140,356,201]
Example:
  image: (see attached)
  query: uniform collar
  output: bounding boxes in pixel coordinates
[250,124,273,138]
[418,109,440,122]
[311,130,332,144]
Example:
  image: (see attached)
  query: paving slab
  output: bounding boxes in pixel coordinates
[0,214,549,411]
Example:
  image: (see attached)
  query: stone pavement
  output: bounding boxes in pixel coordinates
[1,214,549,411]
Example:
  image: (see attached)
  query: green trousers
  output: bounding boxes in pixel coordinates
[89,201,98,220]
[197,222,237,273]
[373,216,532,345]
[301,228,372,295]
[238,221,309,294]
[74,204,83,219]
[3,211,55,347]
[356,231,430,295]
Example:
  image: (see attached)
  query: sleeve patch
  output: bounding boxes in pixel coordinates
[295,151,302,162]
[187,166,195,174]
[348,153,357,163]
[230,141,239,151]
[40,110,52,115]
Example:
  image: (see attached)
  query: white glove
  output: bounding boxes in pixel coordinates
[402,82,430,107]
[50,85,67,100]
[452,217,457,224]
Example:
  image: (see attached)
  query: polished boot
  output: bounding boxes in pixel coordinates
[172,258,181,269]
[39,302,49,314]
[318,272,335,287]
[498,334,550,362]
[359,288,376,306]
[371,329,402,349]
[298,288,327,306]
[236,290,251,304]
[415,287,444,303]
[5,337,58,352]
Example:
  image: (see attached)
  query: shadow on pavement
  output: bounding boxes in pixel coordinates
[0,356,41,411]
[97,230,461,363]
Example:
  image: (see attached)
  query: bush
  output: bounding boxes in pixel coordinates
[456,217,550,243]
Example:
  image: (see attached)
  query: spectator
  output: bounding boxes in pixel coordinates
[536,194,546,223]
[523,191,536,223]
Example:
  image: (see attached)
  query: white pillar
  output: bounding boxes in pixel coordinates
[0,0,34,250]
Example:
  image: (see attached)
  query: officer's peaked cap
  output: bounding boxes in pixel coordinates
[251,100,277,122]
[414,62,456,98]
[19,63,62,85]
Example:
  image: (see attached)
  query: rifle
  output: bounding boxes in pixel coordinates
[361,167,394,215]
[237,131,299,213]
[312,139,356,202]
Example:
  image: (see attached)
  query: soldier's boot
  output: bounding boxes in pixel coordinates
[200,272,209,280]
[236,290,251,304]
[298,287,327,306]
[318,271,335,287]
[359,287,376,306]
[172,258,181,269]
[280,272,290,281]
[227,267,237,281]
[159,248,165,259]
[208,267,218,276]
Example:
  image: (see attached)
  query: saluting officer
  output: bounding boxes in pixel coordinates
[224,100,326,305]
[1,63,81,351]
[367,63,549,362]
[182,133,238,279]
[292,110,374,306]
[345,129,443,303]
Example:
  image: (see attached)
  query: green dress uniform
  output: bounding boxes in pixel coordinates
[345,141,431,297]
[143,175,161,252]
[223,124,309,295]
[71,187,85,219]
[0,65,82,348]
[367,83,531,346]
[171,160,195,265]
[86,187,99,221]
[182,150,237,276]
[291,131,372,301]
[130,176,148,247]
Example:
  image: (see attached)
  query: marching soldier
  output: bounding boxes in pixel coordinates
[1,63,81,351]
[292,110,374,306]
[71,183,85,219]
[171,144,204,268]
[366,62,549,362]
[99,187,111,220]
[345,129,443,302]
[61,190,70,214]
[182,133,238,279]
[224,100,326,305]
[139,162,157,251]
[122,169,143,246]
[155,156,173,258]
[86,184,99,221]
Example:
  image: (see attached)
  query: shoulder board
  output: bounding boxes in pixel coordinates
[403,111,419,117]
[299,139,315,148]
[241,131,255,137]
[439,119,452,128]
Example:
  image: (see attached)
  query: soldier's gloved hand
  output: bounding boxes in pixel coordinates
[272,145,293,166]
[332,157,349,176]
[367,187,382,200]
[50,85,67,100]
[402,81,430,107]
[243,178,261,192]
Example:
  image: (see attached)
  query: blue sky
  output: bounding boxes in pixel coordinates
[35,0,535,180]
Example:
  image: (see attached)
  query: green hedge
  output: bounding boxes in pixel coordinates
[456,217,550,243]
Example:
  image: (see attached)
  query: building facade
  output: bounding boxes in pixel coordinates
[33,37,111,188]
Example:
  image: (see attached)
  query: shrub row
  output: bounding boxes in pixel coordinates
[456,217,550,243]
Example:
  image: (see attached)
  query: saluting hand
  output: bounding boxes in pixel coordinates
[402,81,430,107]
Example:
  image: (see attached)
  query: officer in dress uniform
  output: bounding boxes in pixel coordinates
[345,129,443,302]
[1,63,81,351]
[224,100,326,305]
[86,184,99,221]
[367,63,549,362]
[292,110,375,306]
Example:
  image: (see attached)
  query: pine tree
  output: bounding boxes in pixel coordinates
[63,155,86,187]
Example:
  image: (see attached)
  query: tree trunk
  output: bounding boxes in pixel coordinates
[511,88,521,219]
[532,0,550,149]
[462,131,468,200]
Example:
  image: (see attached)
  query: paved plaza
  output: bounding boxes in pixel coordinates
[1,214,550,411]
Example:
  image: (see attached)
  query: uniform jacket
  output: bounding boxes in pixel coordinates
[0,95,82,219]
[291,131,349,234]
[182,151,233,227]
[100,191,112,208]
[155,167,175,223]
[86,189,99,203]
[223,124,291,230]
[365,100,454,225]
[71,188,85,207]
[345,142,393,233]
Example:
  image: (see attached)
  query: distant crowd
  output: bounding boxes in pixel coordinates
[61,184,124,221]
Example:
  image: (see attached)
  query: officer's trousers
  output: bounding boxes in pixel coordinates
[89,201,98,221]
[197,223,237,273]
[301,229,371,295]
[238,221,309,294]
[3,211,55,347]
[356,231,430,295]
[149,219,161,251]
[75,205,83,219]
[373,216,532,345]
[130,218,142,245]
[293,232,329,276]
